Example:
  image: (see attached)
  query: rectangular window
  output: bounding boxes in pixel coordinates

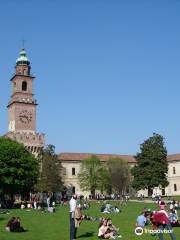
[174,184,177,192]
[162,188,165,196]
[173,167,176,174]
[72,167,76,176]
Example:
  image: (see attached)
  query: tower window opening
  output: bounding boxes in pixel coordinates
[22,81,27,91]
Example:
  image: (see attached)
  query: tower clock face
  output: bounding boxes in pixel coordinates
[19,110,32,124]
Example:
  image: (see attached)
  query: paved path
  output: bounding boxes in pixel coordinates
[129,199,169,203]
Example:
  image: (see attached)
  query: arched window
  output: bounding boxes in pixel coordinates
[22,81,27,91]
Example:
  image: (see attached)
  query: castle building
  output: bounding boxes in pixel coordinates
[4,48,180,197]
[58,152,180,197]
[58,153,136,196]
[5,49,45,156]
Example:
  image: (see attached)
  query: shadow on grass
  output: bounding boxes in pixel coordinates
[78,231,95,238]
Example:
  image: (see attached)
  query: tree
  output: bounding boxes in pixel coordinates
[98,167,111,194]
[0,137,38,197]
[131,133,168,195]
[78,155,110,195]
[107,158,131,195]
[36,144,63,192]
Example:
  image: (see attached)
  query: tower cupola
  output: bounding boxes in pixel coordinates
[16,48,30,66]
[15,48,31,76]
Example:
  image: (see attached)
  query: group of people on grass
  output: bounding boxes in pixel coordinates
[20,194,56,213]
[98,218,121,239]
[88,194,129,202]
[4,195,56,234]
[168,199,180,210]
[69,194,122,240]
[101,203,120,214]
[136,199,178,240]
[4,193,180,240]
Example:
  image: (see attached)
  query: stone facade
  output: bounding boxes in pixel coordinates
[58,153,180,197]
[58,153,136,196]
[5,131,44,155]
[166,156,180,196]
[5,49,45,156]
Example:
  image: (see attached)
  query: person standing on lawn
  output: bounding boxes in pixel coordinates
[69,194,77,240]
[150,211,176,240]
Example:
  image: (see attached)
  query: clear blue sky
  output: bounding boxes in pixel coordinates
[0,1,180,155]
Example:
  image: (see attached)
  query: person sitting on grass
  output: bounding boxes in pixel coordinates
[101,203,106,213]
[114,206,121,213]
[6,217,26,232]
[82,201,89,210]
[169,209,180,227]
[47,206,55,213]
[103,208,111,214]
[5,217,16,232]
[21,203,25,209]
[174,201,179,210]
[98,219,121,239]
[98,219,113,239]
[101,203,112,213]
[101,203,121,214]
[136,211,148,228]
[107,218,122,238]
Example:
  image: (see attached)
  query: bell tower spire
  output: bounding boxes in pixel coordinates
[6,48,45,156]
[15,48,31,75]
[8,48,36,132]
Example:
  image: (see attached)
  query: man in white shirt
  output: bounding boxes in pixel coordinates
[69,194,77,240]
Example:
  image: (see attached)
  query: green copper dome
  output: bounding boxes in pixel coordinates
[16,48,30,66]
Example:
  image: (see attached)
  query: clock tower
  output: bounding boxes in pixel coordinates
[6,49,45,156]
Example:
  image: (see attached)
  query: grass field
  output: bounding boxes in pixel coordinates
[0,201,180,240]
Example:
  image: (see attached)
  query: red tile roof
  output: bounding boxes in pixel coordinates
[58,153,136,163]
[58,153,180,163]
[167,154,180,161]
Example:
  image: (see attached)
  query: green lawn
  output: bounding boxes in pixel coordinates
[0,201,180,240]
